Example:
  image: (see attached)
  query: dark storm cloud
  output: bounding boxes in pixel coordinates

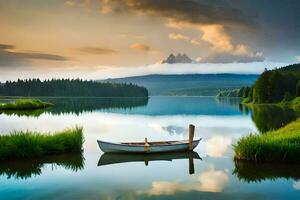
[75,47,116,55]
[100,0,300,62]
[101,0,255,28]
[0,44,68,67]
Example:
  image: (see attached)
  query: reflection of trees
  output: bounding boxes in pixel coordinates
[0,97,148,117]
[233,160,300,183]
[249,105,297,133]
[216,97,250,115]
[0,109,46,117]
[46,97,149,115]
[238,104,250,115]
[0,153,84,180]
[216,97,241,108]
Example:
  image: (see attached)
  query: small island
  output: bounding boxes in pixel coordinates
[0,99,53,110]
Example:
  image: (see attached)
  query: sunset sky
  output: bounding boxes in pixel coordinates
[1,0,300,81]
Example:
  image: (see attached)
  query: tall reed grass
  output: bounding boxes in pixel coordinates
[0,126,83,160]
[234,119,300,162]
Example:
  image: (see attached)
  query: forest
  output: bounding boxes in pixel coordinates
[0,79,148,97]
[250,64,300,103]
[218,63,300,104]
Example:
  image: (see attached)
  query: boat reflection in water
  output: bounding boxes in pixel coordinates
[98,151,201,175]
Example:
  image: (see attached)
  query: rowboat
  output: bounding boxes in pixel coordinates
[97,124,201,153]
[97,139,201,153]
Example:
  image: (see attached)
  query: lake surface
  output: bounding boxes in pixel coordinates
[0,96,299,200]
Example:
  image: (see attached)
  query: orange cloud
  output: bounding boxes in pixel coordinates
[166,20,264,63]
[75,47,116,55]
[168,33,200,46]
[168,33,189,41]
[130,43,150,52]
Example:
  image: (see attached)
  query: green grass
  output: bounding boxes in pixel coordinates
[242,97,300,110]
[0,99,53,110]
[0,126,83,160]
[282,97,300,110]
[233,119,300,162]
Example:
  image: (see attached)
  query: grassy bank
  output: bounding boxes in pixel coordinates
[0,99,53,110]
[0,127,83,160]
[242,97,300,111]
[234,119,300,162]
[281,97,300,110]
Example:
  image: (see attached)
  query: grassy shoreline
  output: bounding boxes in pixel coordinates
[0,127,83,160]
[0,99,53,110]
[234,119,300,162]
[241,97,300,109]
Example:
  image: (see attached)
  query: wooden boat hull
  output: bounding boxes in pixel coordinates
[97,139,201,153]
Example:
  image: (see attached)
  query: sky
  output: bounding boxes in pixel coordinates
[0,0,300,81]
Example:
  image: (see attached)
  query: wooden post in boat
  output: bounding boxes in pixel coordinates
[189,124,195,150]
[144,137,150,152]
[188,151,195,174]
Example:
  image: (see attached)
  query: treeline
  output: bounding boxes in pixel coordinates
[217,63,300,103]
[0,79,149,97]
[248,64,300,103]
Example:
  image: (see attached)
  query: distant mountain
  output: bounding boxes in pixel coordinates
[102,74,259,96]
[162,53,194,64]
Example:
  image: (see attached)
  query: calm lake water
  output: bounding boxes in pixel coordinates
[0,96,299,200]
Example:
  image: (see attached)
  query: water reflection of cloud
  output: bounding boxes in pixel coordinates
[197,166,229,192]
[162,125,186,136]
[205,136,232,157]
[142,166,228,196]
[158,125,253,139]
[293,181,300,190]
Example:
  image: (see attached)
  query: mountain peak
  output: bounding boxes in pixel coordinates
[162,53,194,64]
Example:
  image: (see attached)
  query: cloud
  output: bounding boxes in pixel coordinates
[198,51,264,63]
[168,33,189,41]
[0,44,68,67]
[293,181,300,190]
[99,0,254,28]
[64,0,76,7]
[205,136,232,157]
[129,43,151,52]
[168,33,200,46]
[100,5,112,14]
[168,22,264,63]
[64,0,92,8]
[197,166,229,192]
[199,24,234,52]
[295,56,300,62]
[75,47,116,55]
[162,125,186,136]
[142,166,229,195]
[99,1,262,63]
